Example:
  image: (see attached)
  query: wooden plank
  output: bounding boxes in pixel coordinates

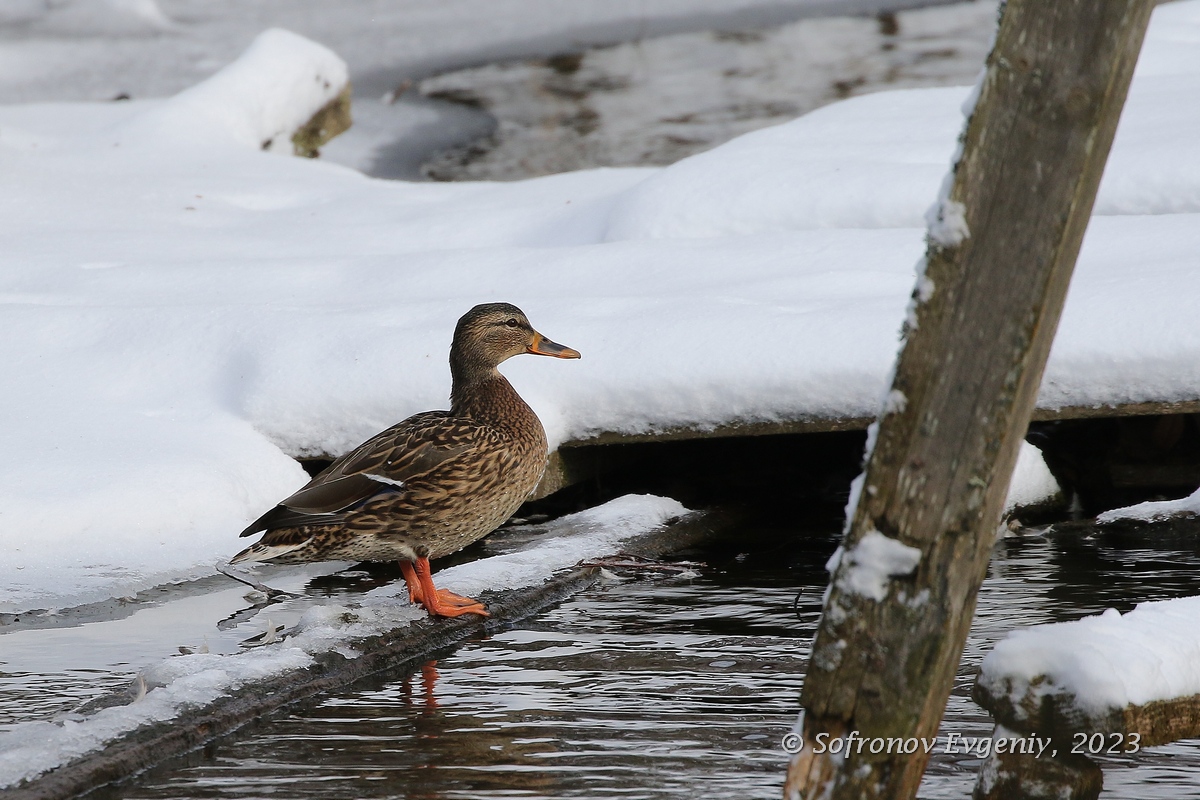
[1031,399,1200,423]
[309,394,1200,503]
[551,399,1200,448]
[532,398,1200,499]
[560,414,876,446]
[784,2,1157,798]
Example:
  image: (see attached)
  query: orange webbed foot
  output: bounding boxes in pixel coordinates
[401,558,489,618]
[425,591,490,618]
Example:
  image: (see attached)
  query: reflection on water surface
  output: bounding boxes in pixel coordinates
[102,520,1200,799]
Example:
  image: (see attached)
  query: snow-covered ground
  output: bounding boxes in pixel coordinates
[1,2,1198,618]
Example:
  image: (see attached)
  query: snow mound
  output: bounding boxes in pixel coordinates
[1004,442,1061,513]
[605,87,968,239]
[979,595,1200,714]
[116,28,348,152]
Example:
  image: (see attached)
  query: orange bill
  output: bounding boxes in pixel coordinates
[528,331,581,359]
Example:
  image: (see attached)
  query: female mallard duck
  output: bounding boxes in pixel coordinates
[231,303,580,618]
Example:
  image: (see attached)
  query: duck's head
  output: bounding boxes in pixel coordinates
[450,303,581,376]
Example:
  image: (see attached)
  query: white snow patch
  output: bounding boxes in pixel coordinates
[979,595,1200,715]
[834,529,922,602]
[925,195,970,247]
[916,273,935,303]
[115,28,349,152]
[1003,442,1061,512]
[883,389,908,415]
[1097,484,1200,524]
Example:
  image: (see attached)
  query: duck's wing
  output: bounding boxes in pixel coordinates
[240,411,478,537]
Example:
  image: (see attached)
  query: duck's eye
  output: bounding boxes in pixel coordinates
[504,318,520,328]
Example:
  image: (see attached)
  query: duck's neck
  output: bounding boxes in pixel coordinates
[450,360,542,439]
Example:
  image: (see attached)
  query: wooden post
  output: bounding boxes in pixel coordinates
[784,1,1157,798]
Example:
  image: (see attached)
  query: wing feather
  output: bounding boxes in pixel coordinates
[240,411,487,537]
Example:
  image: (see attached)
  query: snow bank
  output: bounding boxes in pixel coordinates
[2,4,1200,612]
[116,28,348,152]
[605,86,969,238]
[429,494,688,598]
[0,494,686,789]
[978,596,1200,715]
[1096,485,1200,525]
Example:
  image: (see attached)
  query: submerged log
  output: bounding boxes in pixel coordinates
[786,1,1157,798]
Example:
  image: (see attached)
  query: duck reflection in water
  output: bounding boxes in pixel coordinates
[394,660,441,712]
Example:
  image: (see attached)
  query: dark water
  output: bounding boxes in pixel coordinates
[110,517,1200,800]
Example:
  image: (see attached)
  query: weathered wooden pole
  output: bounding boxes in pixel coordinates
[784,1,1158,798]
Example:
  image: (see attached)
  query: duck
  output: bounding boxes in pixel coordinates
[231,302,580,618]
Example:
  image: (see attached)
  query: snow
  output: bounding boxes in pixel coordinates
[925,196,970,248]
[1096,485,1200,525]
[0,494,686,789]
[426,494,688,598]
[118,28,348,154]
[0,0,965,122]
[978,595,1200,715]
[0,646,314,791]
[827,530,922,602]
[1004,442,1061,513]
[605,67,1200,241]
[0,2,1199,614]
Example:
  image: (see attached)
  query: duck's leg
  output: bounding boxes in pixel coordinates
[399,560,425,604]
[411,556,489,618]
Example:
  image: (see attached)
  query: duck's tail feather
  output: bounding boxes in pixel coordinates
[230,537,313,565]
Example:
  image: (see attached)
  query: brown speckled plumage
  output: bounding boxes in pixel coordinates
[230,303,580,616]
